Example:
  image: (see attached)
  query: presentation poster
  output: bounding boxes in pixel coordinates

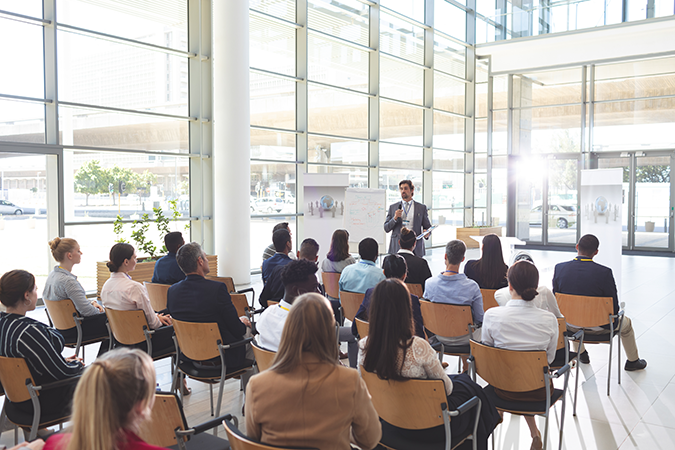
[580,169,623,293]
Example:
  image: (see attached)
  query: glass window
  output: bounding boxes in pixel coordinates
[475,153,488,172]
[308,33,369,93]
[0,18,44,98]
[476,82,488,118]
[0,0,42,17]
[379,169,423,206]
[58,106,188,152]
[474,174,487,208]
[307,165,368,188]
[380,56,424,105]
[493,110,507,154]
[431,209,464,247]
[434,72,465,114]
[380,143,423,170]
[492,156,507,228]
[380,0,425,23]
[380,100,424,146]
[593,100,675,151]
[433,149,464,171]
[251,162,297,215]
[57,0,187,51]
[251,129,295,161]
[434,0,466,41]
[0,99,45,144]
[475,118,487,152]
[250,14,296,76]
[493,75,509,110]
[57,31,188,116]
[626,0,648,21]
[518,68,582,106]
[251,0,296,23]
[547,159,578,244]
[250,216,297,271]
[656,0,675,17]
[473,208,489,226]
[595,56,675,101]
[380,12,425,65]
[308,135,368,166]
[250,72,296,131]
[433,112,465,151]
[308,85,369,139]
[514,105,581,154]
[434,35,465,79]
[433,172,464,209]
[307,0,369,47]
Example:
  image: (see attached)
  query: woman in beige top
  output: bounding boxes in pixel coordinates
[245,293,381,450]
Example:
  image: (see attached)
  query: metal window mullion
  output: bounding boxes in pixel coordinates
[589,64,595,154]
[379,5,430,30]
[423,0,434,227]
[506,73,515,236]
[296,0,308,242]
[250,67,304,82]
[464,0,476,227]
[486,57,494,224]
[58,101,195,121]
[380,51,430,70]
[0,9,50,25]
[0,93,51,104]
[249,8,302,28]
[580,65,587,160]
[308,80,374,97]
[368,4,379,190]
[307,28,375,52]
[251,125,302,134]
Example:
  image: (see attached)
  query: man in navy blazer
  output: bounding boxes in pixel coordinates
[168,242,252,371]
[384,180,432,256]
[553,234,646,371]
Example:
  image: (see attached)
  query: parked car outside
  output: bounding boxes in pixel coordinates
[530,204,576,228]
[0,200,23,215]
[255,197,284,213]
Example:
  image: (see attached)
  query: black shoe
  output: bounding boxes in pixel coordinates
[579,351,590,364]
[625,359,647,371]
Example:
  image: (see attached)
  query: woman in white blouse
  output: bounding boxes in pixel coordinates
[359,278,499,448]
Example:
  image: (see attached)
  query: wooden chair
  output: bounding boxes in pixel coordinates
[206,276,236,293]
[355,318,369,338]
[266,301,279,307]
[555,293,621,396]
[419,300,475,370]
[138,392,231,450]
[321,272,340,299]
[43,298,108,362]
[338,291,364,323]
[207,276,257,320]
[469,340,570,450]
[171,319,254,417]
[0,356,80,441]
[231,293,252,319]
[480,289,499,312]
[405,283,424,298]
[105,308,175,361]
[144,282,171,312]
[251,341,276,372]
[224,416,319,450]
[361,367,481,450]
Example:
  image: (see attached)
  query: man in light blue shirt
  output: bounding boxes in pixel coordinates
[339,238,386,294]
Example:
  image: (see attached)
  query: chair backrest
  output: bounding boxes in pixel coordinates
[231,293,250,318]
[223,417,318,450]
[555,293,614,328]
[206,276,236,293]
[43,298,79,330]
[144,282,170,312]
[251,341,276,372]
[137,393,186,447]
[105,308,150,346]
[405,283,424,298]
[480,289,499,312]
[360,368,447,430]
[0,357,36,403]
[419,300,473,338]
[355,318,369,338]
[556,317,566,350]
[172,318,222,361]
[470,340,547,392]
[321,272,340,299]
[267,301,279,307]
[339,291,364,323]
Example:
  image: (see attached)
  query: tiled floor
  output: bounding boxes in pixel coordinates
[4,247,675,449]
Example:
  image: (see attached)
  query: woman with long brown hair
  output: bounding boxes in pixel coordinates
[245,293,381,450]
[464,233,508,289]
[320,229,356,274]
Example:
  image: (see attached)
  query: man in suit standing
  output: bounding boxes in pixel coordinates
[384,180,431,256]
[553,234,646,371]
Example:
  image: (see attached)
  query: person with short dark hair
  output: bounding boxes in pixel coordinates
[338,238,385,294]
[151,231,186,285]
[396,227,432,289]
[553,234,645,370]
[262,229,293,284]
[463,233,508,289]
[384,180,432,256]
[261,222,297,263]
[297,238,320,262]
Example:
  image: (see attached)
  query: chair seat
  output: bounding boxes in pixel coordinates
[442,345,470,355]
[565,329,619,343]
[483,385,564,415]
[167,433,231,450]
[177,359,254,380]
[379,419,470,450]
[4,399,70,429]
[550,351,578,369]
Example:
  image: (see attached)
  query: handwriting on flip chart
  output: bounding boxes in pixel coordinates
[343,188,386,245]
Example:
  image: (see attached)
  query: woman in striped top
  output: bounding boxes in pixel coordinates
[0,269,83,416]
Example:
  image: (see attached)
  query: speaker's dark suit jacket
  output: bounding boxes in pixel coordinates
[552,256,619,325]
[167,274,247,369]
[398,250,433,289]
[384,200,431,256]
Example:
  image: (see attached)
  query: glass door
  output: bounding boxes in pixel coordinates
[547,158,579,245]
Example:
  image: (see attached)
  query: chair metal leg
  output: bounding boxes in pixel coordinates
[543,410,549,450]
[558,373,569,450]
[617,329,622,387]
[607,338,613,396]
[216,375,227,417]
[573,356,580,416]
[209,384,214,416]
[178,372,184,405]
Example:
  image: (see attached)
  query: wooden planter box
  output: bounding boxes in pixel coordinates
[97,254,218,298]
[456,227,502,249]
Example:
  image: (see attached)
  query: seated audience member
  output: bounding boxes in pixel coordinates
[553,234,646,370]
[42,237,109,355]
[360,279,499,450]
[463,233,508,289]
[482,260,558,450]
[0,270,83,418]
[262,229,293,284]
[320,229,356,275]
[262,222,296,263]
[260,238,320,308]
[257,259,321,352]
[151,231,186,285]
[44,348,165,450]
[338,237,385,294]
[101,243,174,356]
[246,293,381,450]
[352,254,425,339]
[424,239,483,346]
[396,228,432,289]
[168,242,253,373]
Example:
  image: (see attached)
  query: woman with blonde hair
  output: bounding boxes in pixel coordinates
[245,293,381,450]
[42,237,109,355]
[44,348,162,450]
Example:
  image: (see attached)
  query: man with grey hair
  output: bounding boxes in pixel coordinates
[167,242,253,372]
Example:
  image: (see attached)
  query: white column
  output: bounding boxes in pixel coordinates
[212,0,251,284]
